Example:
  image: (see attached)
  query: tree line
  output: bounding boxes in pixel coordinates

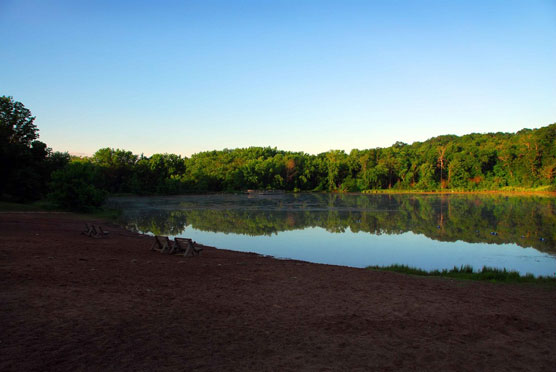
[1,96,555,210]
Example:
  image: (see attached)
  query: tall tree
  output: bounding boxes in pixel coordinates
[0,96,38,146]
[0,96,66,200]
[437,146,447,189]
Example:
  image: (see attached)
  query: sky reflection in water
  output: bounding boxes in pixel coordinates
[110,193,556,276]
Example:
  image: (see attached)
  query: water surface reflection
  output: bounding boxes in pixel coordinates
[109,193,556,275]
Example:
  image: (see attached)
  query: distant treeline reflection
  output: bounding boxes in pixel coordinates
[116,193,556,252]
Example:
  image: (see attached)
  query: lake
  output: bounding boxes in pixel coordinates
[108,193,556,277]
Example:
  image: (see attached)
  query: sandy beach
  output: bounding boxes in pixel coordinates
[1,212,555,371]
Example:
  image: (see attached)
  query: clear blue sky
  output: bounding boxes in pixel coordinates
[1,0,555,156]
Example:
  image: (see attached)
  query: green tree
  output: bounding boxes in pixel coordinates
[0,96,38,146]
[48,162,107,210]
[0,96,67,201]
[91,148,138,193]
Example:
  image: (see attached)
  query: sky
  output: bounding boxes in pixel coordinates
[1,0,555,157]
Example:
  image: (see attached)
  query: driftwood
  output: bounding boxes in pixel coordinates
[174,237,203,257]
[82,223,94,237]
[96,225,109,236]
[150,235,174,253]
[151,236,202,257]
[82,223,109,238]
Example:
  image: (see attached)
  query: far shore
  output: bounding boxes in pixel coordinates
[108,188,556,199]
[4,189,555,215]
[358,189,556,196]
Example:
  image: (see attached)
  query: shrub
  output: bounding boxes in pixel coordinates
[48,162,107,211]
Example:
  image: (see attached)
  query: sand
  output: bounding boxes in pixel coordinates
[1,212,555,371]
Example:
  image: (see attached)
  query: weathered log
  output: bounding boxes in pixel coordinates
[175,237,202,257]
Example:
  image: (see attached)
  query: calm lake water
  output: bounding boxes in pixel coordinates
[108,193,556,277]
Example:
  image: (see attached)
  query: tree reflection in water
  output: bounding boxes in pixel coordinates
[110,193,555,252]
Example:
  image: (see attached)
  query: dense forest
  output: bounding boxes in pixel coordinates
[1,96,555,209]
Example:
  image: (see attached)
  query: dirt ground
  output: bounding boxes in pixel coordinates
[1,213,555,371]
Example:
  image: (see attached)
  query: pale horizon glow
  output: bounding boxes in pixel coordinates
[1,0,555,157]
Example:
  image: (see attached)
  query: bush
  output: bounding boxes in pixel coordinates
[48,162,107,211]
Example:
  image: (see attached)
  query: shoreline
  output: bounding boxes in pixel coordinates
[2,212,556,370]
[2,188,554,215]
[359,189,556,196]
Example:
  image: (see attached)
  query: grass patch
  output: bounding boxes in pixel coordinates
[498,185,556,193]
[84,207,122,221]
[0,200,121,222]
[367,264,556,284]
[361,186,556,194]
[362,189,433,194]
[0,200,58,211]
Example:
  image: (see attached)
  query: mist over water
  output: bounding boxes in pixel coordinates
[109,193,556,276]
